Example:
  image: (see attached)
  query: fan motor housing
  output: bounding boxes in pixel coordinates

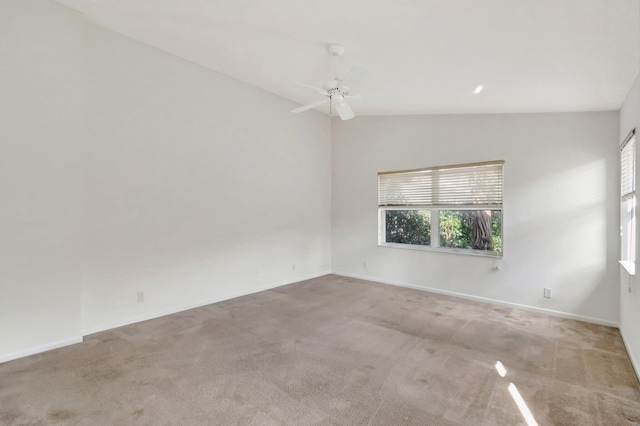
[324,79,350,96]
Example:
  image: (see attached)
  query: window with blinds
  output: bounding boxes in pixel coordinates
[620,130,636,275]
[378,160,504,256]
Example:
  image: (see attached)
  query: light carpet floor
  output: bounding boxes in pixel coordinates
[1,274,639,425]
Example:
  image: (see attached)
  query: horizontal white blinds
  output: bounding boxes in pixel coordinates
[621,132,636,201]
[378,160,504,208]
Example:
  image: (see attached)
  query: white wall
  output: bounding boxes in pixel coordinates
[619,72,640,375]
[332,112,620,325]
[0,0,332,361]
[80,25,332,334]
[0,0,85,360]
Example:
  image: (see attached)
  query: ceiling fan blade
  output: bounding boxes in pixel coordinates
[340,65,370,92]
[291,99,328,113]
[290,81,329,96]
[345,92,388,103]
[334,101,355,120]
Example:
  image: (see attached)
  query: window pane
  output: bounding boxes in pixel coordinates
[439,210,502,253]
[621,196,636,264]
[385,210,431,246]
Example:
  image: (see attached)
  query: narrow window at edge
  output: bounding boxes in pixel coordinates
[620,130,636,275]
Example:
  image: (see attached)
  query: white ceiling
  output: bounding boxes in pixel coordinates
[56,0,640,116]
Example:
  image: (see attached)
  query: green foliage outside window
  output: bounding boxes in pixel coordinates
[384,209,502,253]
[385,210,431,245]
[439,210,501,252]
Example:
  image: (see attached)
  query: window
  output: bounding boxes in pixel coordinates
[378,160,504,257]
[620,130,636,275]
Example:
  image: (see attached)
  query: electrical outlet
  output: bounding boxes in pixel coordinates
[137,291,144,303]
[364,261,368,269]
[292,264,296,271]
[543,288,552,298]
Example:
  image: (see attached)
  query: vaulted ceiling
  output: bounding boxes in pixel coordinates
[56,0,639,116]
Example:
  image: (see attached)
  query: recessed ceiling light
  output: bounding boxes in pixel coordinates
[473,84,484,95]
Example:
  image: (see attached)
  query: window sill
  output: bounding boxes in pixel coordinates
[379,242,503,258]
[619,260,636,276]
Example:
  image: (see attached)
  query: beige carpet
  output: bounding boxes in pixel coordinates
[1,275,639,425]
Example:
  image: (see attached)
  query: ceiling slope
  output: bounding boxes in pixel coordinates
[56,0,640,116]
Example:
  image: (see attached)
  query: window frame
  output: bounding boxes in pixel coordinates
[620,129,636,275]
[378,160,504,258]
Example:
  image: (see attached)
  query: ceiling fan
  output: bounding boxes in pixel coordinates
[290,44,369,120]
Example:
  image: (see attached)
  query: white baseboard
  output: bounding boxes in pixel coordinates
[334,271,619,328]
[82,271,332,336]
[619,327,640,384]
[0,336,83,364]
